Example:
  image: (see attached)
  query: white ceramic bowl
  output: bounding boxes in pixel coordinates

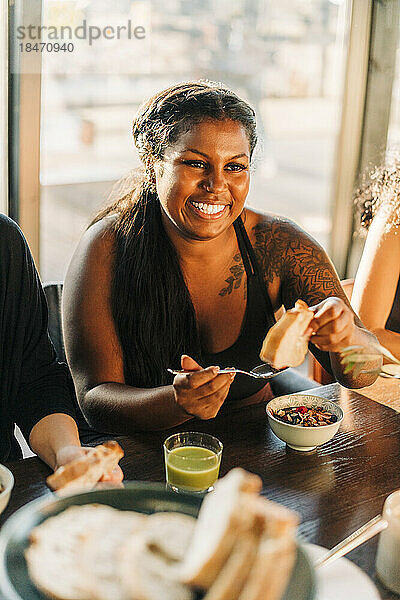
[0,464,14,515]
[266,394,344,451]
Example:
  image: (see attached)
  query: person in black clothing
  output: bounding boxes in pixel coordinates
[0,214,122,482]
[63,81,381,435]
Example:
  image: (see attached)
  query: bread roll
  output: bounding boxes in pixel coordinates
[260,299,314,369]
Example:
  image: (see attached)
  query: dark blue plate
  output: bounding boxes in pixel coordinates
[0,482,316,600]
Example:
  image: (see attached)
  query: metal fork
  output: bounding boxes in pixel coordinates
[167,364,286,380]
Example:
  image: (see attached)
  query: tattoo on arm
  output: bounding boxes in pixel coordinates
[252,220,347,308]
[219,253,245,297]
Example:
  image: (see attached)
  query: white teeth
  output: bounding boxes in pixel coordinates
[191,201,226,215]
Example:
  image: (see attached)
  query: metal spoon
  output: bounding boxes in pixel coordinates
[167,364,287,380]
[314,514,387,569]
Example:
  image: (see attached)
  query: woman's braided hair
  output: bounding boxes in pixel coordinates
[93,81,257,387]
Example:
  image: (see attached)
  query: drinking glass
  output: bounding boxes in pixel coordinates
[376,489,400,594]
[163,431,223,493]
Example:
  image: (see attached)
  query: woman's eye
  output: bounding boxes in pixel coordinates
[226,163,247,172]
[183,160,207,168]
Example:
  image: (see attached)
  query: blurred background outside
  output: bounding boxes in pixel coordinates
[39,0,350,281]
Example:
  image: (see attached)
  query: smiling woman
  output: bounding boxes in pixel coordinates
[62,81,381,435]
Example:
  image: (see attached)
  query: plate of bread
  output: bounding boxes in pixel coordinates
[0,468,315,600]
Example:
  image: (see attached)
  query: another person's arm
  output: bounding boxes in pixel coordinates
[7,217,121,480]
[29,413,81,470]
[62,221,233,434]
[352,208,400,360]
[253,217,381,388]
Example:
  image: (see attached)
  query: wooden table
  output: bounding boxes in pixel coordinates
[1,383,400,599]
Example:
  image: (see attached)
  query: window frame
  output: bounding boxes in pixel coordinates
[0,0,8,215]
[8,0,42,264]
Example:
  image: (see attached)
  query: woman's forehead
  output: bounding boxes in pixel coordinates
[167,119,250,157]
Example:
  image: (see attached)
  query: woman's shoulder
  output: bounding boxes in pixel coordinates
[65,216,117,287]
[78,215,117,260]
[243,209,314,247]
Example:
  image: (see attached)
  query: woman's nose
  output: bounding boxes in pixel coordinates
[202,169,227,193]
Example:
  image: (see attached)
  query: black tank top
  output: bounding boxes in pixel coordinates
[202,216,276,402]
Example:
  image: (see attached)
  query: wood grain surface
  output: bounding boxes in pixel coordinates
[1,383,399,599]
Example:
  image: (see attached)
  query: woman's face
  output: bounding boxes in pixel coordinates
[155,119,251,242]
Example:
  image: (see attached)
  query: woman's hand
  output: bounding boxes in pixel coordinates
[173,355,235,420]
[309,297,356,353]
[55,445,124,484]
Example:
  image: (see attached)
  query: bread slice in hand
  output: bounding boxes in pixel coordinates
[260,299,314,369]
[179,468,262,590]
[46,440,124,496]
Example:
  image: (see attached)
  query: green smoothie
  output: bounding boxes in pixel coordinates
[165,445,221,491]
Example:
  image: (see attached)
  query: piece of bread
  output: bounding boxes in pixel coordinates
[46,441,124,496]
[202,493,298,600]
[26,505,195,600]
[25,504,118,600]
[179,468,262,590]
[260,299,314,369]
[144,512,196,563]
[237,535,296,600]
[120,531,194,600]
[203,527,261,600]
[81,510,145,600]
[237,496,298,600]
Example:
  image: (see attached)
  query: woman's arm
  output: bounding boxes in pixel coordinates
[352,209,400,360]
[62,221,233,434]
[252,216,381,388]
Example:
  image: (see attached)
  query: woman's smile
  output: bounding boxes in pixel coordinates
[188,199,230,219]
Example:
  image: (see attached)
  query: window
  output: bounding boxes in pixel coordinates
[15,0,351,280]
[387,21,400,153]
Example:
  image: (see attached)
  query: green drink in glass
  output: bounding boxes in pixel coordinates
[164,432,223,493]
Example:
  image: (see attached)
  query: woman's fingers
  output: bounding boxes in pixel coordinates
[99,465,124,483]
[190,372,235,400]
[309,297,355,351]
[181,354,203,371]
[190,378,233,419]
[173,365,235,420]
[310,297,345,329]
[174,365,220,390]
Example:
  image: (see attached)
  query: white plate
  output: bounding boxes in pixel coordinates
[304,543,380,600]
